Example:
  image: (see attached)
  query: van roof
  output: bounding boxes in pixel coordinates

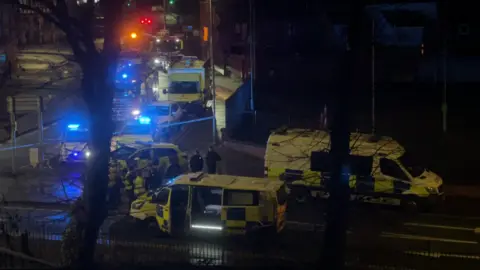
[265,129,405,171]
[147,101,175,106]
[171,59,204,69]
[121,142,178,150]
[170,173,284,192]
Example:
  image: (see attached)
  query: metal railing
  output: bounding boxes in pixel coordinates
[1,223,480,269]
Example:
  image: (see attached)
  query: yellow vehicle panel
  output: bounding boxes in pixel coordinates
[130,193,158,220]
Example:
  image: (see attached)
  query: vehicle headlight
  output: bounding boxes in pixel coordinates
[154,58,160,64]
[156,39,160,43]
[425,187,437,194]
[131,201,145,210]
[132,109,140,116]
[85,151,91,158]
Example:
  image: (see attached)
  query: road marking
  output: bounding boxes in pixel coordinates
[404,222,476,231]
[419,212,480,220]
[381,232,478,244]
[405,250,480,260]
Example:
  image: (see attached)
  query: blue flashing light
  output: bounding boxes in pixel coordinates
[68,124,80,130]
[128,63,132,67]
[122,73,128,79]
[73,152,78,157]
[138,116,151,125]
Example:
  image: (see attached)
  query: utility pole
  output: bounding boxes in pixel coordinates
[163,0,167,30]
[209,0,217,142]
[441,26,447,133]
[249,0,255,112]
[437,0,448,134]
[320,1,365,268]
[371,19,376,135]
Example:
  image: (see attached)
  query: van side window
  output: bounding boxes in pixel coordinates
[223,190,259,206]
[132,149,151,160]
[152,188,170,205]
[379,158,409,181]
[154,148,178,159]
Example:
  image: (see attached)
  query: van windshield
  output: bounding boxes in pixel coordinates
[145,105,170,116]
[398,153,425,178]
[122,125,151,135]
[169,81,199,94]
[65,130,89,142]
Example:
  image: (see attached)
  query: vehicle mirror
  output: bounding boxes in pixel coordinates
[163,89,168,94]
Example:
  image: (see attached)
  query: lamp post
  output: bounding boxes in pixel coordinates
[209,0,217,143]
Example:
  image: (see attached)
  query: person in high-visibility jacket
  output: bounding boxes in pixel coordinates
[108,166,121,208]
[134,174,146,197]
[123,165,136,214]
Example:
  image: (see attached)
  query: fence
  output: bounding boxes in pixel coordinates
[1,223,480,269]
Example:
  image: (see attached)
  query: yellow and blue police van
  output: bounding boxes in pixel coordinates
[111,119,154,151]
[264,128,444,210]
[110,142,188,175]
[129,173,288,237]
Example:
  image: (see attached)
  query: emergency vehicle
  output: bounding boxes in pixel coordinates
[264,129,444,210]
[111,119,154,151]
[129,173,287,236]
[162,58,206,108]
[154,36,183,53]
[110,142,188,176]
[116,56,142,91]
[60,123,91,163]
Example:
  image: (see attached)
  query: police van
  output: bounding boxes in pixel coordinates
[60,123,91,163]
[264,128,444,210]
[111,118,154,151]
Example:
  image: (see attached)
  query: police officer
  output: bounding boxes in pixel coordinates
[206,146,221,174]
[123,164,136,214]
[150,159,164,189]
[134,173,147,198]
[142,161,154,190]
[189,149,204,172]
[108,166,121,209]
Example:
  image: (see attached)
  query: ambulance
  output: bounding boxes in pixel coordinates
[129,173,287,236]
[162,58,206,113]
[264,128,444,210]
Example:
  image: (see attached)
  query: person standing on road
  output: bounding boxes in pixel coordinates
[189,149,204,172]
[206,146,221,174]
[123,165,136,215]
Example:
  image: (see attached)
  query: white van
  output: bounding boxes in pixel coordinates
[264,128,444,209]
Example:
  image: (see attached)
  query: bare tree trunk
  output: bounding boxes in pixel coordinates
[75,0,122,267]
